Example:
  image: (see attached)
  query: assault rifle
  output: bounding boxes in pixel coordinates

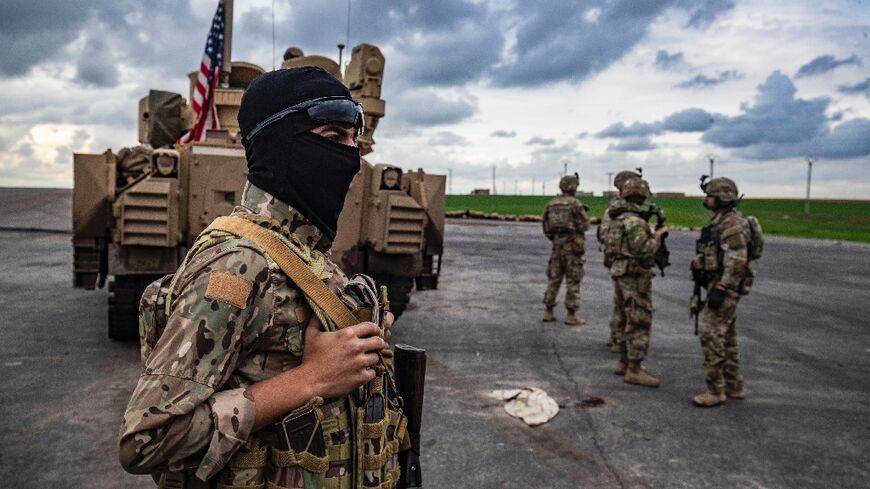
[394,344,427,488]
[640,203,671,276]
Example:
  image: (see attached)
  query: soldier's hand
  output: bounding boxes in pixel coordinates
[384,312,394,340]
[301,317,387,398]
[707,287,727,310]
[656,226,669,236]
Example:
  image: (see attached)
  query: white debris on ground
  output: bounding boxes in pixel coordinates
[489,387,559,426]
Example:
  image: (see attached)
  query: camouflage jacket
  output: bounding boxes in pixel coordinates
[596,197,619,247]
[119,182,377,485]
[543,195,590,243]
[605,200,660,276]
[693,208,752,291]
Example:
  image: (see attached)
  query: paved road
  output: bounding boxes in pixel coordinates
[0,190,868,488]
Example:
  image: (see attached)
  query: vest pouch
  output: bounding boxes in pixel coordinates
[609,259,628,278]
[702,243,719,272]
[354,383,405,489]
[264,399,330,489]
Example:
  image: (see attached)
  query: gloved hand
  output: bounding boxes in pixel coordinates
[707,287,727,310]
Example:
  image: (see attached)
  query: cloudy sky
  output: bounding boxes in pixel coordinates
[1,0,869,198]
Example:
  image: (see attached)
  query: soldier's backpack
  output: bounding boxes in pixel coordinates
[602,215,626,268]
[546,200,578,234]
[746,215,764,261]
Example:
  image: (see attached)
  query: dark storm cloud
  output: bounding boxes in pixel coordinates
[675,70,743,89]
[597,108,716,138]
[838,78,870,97]
[702,71,828,148]
[0,0,226,87]
[390,89,477,126]
[795,54,861,78]
[527,136,556,146]
[683,0,735,28]
[662,108,716,132]
[428,131,467,146]
[597,71,870,160]
[75,33,120,87]
[491,130,516,138]
[608,136,656,152]
[490,1,677,87]
[702,71,870,159]
[0,0,93,77]
[654,50,687,71]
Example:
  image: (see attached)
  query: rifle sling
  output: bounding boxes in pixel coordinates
[204,216,358,329]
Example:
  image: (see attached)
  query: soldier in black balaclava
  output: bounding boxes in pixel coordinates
[120,67,401,486]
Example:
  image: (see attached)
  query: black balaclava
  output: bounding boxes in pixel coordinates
[238,67,361,240]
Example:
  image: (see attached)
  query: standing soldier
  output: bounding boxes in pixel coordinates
[691,177,762,407]
[543,173,590,326]
[119,68,405,487]
[597,169,641,353]
[603,178,668,387]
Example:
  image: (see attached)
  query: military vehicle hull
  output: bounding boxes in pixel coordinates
[72,45,444,340]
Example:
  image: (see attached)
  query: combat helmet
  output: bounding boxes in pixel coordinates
[614,168,641,190]
[559,173,579,194]
[622,177,651,200]
[702,176,739,204]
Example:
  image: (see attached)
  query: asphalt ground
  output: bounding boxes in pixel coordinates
[0,189,868,488]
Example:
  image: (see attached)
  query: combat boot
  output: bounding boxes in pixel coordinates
[614,357,627,375]
[564,309,586,326]
[624,362,660,387]
[693,390,726,407]
[543,307,556,322]
[725,385,745,400]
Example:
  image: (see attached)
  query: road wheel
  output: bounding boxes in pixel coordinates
[107,275,159,342]
[371,274,414,318]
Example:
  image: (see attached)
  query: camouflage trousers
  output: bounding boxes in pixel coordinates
[699,290,744,394]
[543,239,585,311]
[608,277,625,347]
[614,272,653,362]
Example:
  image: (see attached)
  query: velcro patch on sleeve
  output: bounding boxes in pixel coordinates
[205,271,253,309]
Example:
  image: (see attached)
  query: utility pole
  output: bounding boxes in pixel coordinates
[805,157,815,214]
[707,154,716,178]
[448,168,452,195]
[606,172,614,190]
[542,182,546,195]
[563,161,568,177]
[492,165,497,195]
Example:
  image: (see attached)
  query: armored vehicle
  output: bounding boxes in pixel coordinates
[72,44,444,340]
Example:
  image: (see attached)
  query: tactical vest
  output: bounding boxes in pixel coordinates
[546,201,579,235]
[139,215,406,489]
[604,213,654,274]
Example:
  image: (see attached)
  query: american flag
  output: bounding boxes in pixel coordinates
[177,1,225,144]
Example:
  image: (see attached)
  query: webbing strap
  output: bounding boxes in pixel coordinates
[204,216,358,329]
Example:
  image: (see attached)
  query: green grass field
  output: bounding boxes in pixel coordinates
[445,195,870,243]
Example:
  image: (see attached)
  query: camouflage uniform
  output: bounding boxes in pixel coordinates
[542,195,590,312]
[119,183,397,488]
[605,200,661,368]
[598,197,625,349]
[692,208,754,397]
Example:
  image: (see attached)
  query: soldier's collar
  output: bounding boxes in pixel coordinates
[240,182,331,252]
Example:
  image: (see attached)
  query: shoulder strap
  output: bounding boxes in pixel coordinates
[204,216,358,329]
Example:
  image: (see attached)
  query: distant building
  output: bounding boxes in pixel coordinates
[577,191,594,197]
[471,188,491,195]
[653,192,686,198]
[602,190,618,198]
